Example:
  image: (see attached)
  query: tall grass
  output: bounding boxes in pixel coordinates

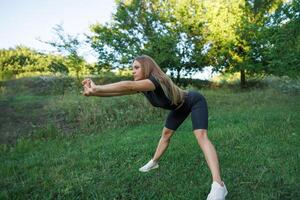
[0,75,299,199]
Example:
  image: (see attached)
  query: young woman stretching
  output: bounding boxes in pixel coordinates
[82,55,228,200]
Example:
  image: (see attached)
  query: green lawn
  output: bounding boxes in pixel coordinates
[1,86,299,199]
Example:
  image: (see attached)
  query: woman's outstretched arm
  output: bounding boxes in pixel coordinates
[82,78,154,97]
[87,91,139,97]
[92,80,154,93]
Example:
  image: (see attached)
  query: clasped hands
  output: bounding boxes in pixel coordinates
[81,78,96,96]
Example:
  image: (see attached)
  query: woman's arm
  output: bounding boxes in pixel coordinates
[92,80,155,93]
[82,78,155,93]
[81,79,150,97]
[89,91,139,97]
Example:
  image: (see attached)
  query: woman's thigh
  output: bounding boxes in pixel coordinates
[165,108,190,131]
[190,93,208,130]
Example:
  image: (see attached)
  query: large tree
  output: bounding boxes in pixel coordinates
[261,0,300,78]
[203,0,282,86]
[198,0,300,87]
[89,0,299,85]
[88,0,208,82]
[234,0,285,86]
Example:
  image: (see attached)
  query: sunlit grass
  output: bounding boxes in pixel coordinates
[1,78,299,199]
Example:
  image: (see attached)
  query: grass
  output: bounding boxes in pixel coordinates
[0,77,300,199]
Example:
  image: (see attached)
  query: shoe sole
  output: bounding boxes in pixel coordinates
[139,164,159,172]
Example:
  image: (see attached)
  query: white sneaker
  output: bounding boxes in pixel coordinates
[139,159,159,172]
[206,181,228,200]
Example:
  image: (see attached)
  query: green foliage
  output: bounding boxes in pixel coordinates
[203,0,244,63]
[42,24,89,80]
[88,0,208,81]
[262,75,300,94]
[88,0,299,85]
[1,0,299,86]
[261,0,300,77]
[0,46,46,76]
[223,0,299,82]
[0,46,70,80]
[0,74,164,144]
[1,75,299,145]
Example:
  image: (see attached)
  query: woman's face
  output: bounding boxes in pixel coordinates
[132,60,144,81]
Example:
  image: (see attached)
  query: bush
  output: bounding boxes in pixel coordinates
[263,75,300,94]
[0,71,14,81]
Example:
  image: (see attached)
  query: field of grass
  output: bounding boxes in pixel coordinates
[0,76,299,199]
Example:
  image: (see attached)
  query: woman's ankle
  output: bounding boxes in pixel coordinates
[213,179,224,186]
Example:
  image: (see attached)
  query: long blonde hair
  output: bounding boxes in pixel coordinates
[134,55,187,106]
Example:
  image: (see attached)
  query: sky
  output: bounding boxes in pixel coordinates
[0,0,116,62]
[0,0,216,79]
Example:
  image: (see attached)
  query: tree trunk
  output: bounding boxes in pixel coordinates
[240,69,246,88]
[176,68,181,83]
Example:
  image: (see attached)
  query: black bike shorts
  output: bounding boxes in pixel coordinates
[165,91,208,131]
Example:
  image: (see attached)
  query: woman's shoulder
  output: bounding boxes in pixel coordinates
[147,74,161,89]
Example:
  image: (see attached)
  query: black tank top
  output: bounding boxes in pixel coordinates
[141,75,185,110]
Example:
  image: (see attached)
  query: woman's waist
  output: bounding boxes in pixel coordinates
[174,92,189,110]
[175,90,204,110]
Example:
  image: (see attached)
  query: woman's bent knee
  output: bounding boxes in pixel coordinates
[194,129,208,140]
[162,127,174,141]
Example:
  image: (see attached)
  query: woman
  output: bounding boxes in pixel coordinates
[82,55,228,200]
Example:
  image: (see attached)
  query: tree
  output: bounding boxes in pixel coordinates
[234,0,284,87]
[88,0,208,82]
[88,0,299,86]
[261,0,300,77]
[202,0,299,87]
[202,0,271,87]
[198,0,244,79]
[0,46,68,79]
[42,24,86,80]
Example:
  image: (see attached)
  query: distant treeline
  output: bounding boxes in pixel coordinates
[1,0,299,87]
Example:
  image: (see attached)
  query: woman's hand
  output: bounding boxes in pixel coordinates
[82,78,97,96]
[82,78,95,87]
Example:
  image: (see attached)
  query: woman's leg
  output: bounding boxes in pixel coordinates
[194,129,223,185]
[152,105,190,162]
[140,105,189,173]
[152,127,174,162]
[139,127,174,172]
